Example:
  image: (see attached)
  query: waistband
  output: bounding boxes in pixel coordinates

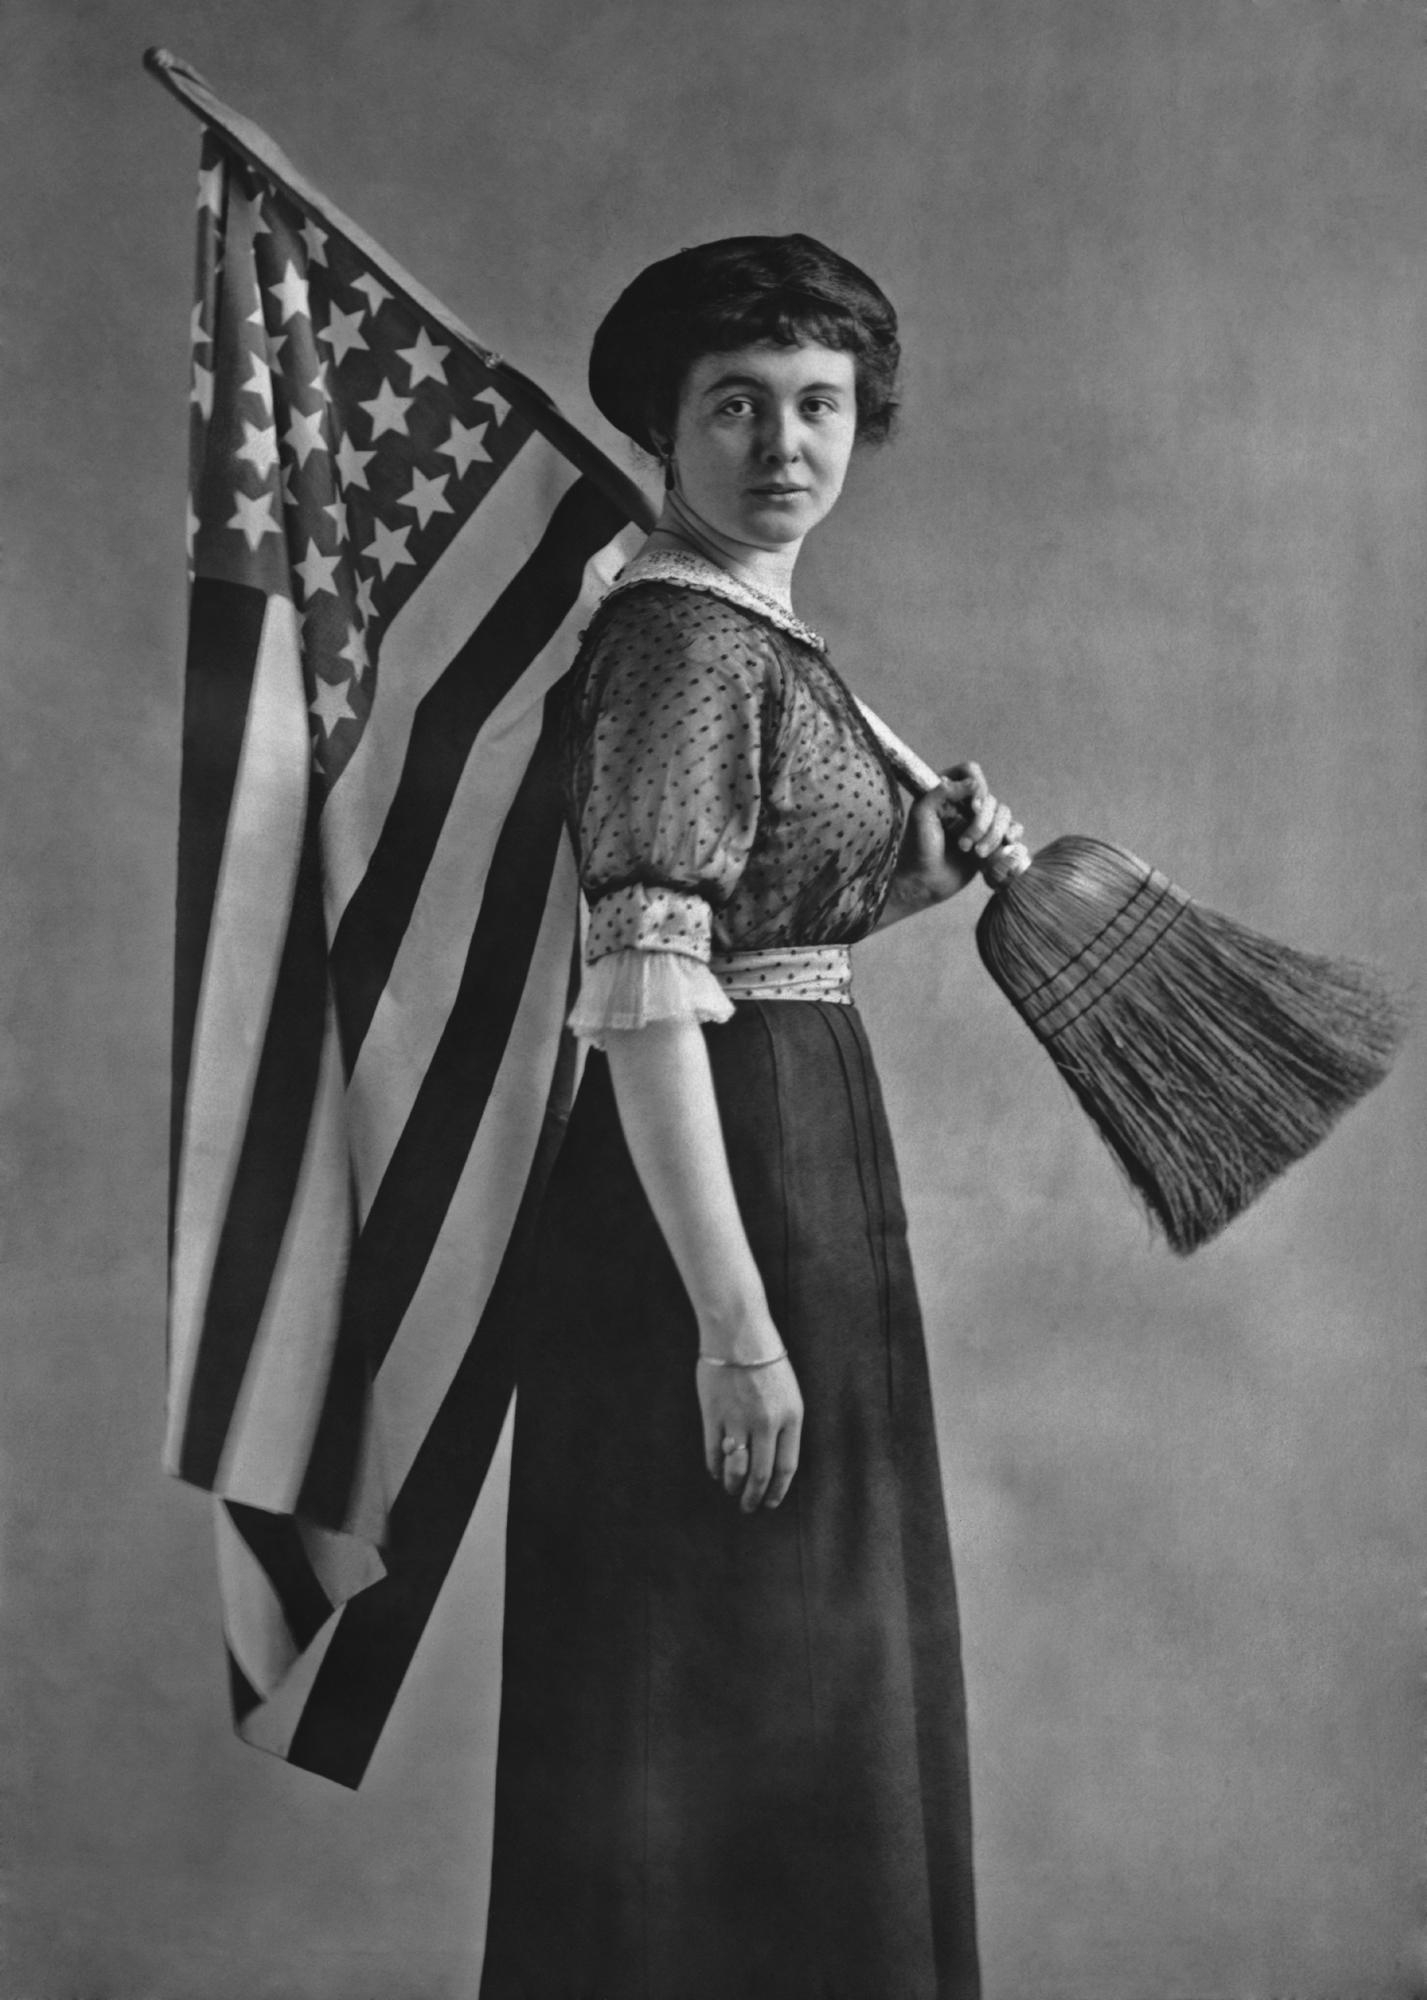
[710,944,852,1006]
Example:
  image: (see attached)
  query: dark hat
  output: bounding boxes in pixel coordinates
[588,234,894,453]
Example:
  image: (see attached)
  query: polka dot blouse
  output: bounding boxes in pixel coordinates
[564,567,905,971]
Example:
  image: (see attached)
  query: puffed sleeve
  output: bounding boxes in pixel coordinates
[565,588,771,1043]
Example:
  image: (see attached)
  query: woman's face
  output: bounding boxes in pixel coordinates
[667,341,859,550]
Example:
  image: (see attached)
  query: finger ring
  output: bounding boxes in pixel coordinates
[721,1436,749,1456]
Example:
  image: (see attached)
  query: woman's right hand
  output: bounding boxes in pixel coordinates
[696,1319,803,1514]
[601,1019,803,1513]
[876,761,1025,926]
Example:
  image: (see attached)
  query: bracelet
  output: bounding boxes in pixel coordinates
[697,1348,788,1370]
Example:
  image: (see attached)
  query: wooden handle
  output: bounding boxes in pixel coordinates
[855,698,941,794]
[855,699,1031,884]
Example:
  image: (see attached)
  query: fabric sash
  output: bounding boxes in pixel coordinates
[710,944,853,1006]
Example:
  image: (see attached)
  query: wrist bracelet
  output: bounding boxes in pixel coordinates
[697,1348,788,1370]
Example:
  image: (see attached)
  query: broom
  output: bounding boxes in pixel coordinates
[857,703,1410,1255]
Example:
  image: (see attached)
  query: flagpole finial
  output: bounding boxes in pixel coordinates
[143,47,215,92]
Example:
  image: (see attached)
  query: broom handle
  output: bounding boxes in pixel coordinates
[856,699,1032,886]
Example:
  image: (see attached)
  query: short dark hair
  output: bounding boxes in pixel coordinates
[588,234,901,457]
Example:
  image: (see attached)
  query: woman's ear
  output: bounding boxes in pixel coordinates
[649,433,676,491]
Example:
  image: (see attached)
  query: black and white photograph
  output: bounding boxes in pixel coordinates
[3,3,1423,1996]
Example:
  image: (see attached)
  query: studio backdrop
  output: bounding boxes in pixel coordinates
[2,4,1422,1997]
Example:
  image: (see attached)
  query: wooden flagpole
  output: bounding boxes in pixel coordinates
[143,47,658,536]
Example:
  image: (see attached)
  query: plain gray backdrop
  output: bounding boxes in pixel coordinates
[3,2,1424,1996]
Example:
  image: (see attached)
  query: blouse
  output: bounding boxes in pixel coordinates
[563,552,905,1042]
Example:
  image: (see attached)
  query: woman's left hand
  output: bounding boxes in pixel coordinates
[877,761,1024,925]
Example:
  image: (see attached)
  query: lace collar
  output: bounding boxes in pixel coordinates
[602,549,828,653]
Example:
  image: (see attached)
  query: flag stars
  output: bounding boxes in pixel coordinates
[350,272,391,316]
[360,378,413,440]
[363,519,416,578]
[300,217,329,266]
[190,301,209,348]
[241,353,274,409]
[244,298,286,362]
[399,467,453,529]
[324,494,351,542]
[321,303,368,366]
[397,327,449,388]
[268,261,311,324]
[337,623,369,675]
[235,418,280,478]
[311,676,357,735]
[294,538,341,599]
[355,574,377,621]
[476,387,511,426]
[191,361,215,421]
[244,180,274,234]
[284,406,328,467]
[335,434,375,490]
[228,490,281,551]
[196,161,224,216]
[438,416,490,477]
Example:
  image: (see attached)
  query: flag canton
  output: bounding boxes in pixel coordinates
[190,145,533,787]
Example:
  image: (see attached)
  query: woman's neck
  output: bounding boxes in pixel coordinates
[644,490,800,610]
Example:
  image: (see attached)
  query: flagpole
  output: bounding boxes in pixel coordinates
[143,46,658,534]
[146,45,947,797]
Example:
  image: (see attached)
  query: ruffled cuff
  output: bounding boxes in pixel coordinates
[585,883,713,963]
[567,948,735,1049]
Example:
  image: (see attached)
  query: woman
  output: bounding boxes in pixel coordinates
[479,235,1024,2000]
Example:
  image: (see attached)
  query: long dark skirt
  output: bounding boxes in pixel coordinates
[479,1001,979,2000]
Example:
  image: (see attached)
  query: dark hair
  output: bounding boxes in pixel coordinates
[588,234,900,457]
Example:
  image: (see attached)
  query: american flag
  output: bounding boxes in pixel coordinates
[164,67,651,1787]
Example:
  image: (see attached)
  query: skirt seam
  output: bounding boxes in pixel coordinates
[753,1001,828,1992]
[845,1009,898,1414]
[642,1538,652,2000]
[637,1243,657,2000]
[819,1006,896,1416]
[749,1004,823,1730]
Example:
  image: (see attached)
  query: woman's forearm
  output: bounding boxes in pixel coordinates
[602,1018,780,1361]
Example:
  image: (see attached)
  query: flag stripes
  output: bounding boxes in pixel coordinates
[168,577,271,1252]
[228,1647,264,1725]
[215,1011,349,1511]
[359,836,584,1500]
[179,791,330,1492]
[334,685,586,1357]
[286,1022,583,1784]
[342,691,550,1205]
[226,1500,336,1653]
[154,54,655,1781]
[328,477,619,1069]
[322,434,574,904]
[167,588,314,1475]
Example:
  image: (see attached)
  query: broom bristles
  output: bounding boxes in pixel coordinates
[976,836,1410,1254]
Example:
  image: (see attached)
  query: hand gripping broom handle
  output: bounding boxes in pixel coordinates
[856,700,1032,889]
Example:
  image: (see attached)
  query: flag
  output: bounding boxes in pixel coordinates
[159,51,653,1786]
